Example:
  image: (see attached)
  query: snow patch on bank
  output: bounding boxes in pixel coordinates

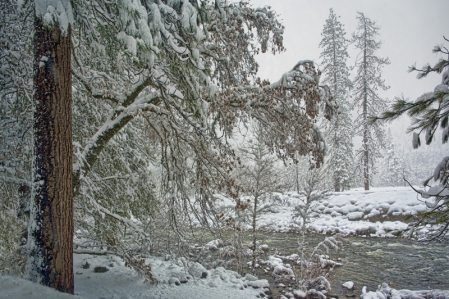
[1,252,269,299]
[210,187,427,237]
[361,282,449,299]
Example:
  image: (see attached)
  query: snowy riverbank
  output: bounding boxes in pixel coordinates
[2,252,449,299]
[212,186,428,238]
[0,253,270,299]
[1,187,442,299]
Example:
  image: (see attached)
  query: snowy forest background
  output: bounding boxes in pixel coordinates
[0,0,448,297]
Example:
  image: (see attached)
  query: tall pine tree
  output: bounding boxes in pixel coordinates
[319,8,353,192]
[352,12,390,190]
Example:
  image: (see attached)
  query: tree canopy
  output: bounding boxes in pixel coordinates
[0,0,336,287]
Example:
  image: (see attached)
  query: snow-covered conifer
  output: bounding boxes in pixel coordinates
[352,12,390,190]
[319,8,353,192]
[376,130,407,187]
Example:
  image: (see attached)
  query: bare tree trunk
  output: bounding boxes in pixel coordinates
[334,177,341,192]
[252,195,258,271]
[295,157,300,193]
[363,27,369,191]
[26,18,74,294]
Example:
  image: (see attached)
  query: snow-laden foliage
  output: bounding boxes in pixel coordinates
[319,8,353,192]
[375,130,408,187]
[376,38,449,147]
[0,0,34,275]
[406,155,449,241]
[352,12,390,190]
[73,93,158,255]
[0,205,26,275]
[0,0,33,187]
[293,167,330,233]
[67,0,334,254]
[375,38,449,241]
[377,143,406,187]
[296,235,342,296]
[237,123,284,270]
[1,0,336,283]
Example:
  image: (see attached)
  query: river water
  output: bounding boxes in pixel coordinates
[256,232,449,296]
[191,231,449,297]
[330,237,449,294]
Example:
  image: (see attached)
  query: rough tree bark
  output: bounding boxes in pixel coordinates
[26,17,74,294]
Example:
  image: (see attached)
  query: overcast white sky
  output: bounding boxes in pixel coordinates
[251,0,449,149]
[252,0,448,101]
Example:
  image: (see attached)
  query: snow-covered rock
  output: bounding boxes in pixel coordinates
[342,281,354,290]
[361,283,449,299]
[204,239,224,251]
[245,273,258,281]
[246,279,269,289]
[293,289,306,298]
[168,277,181,285]
[188,262,208,278]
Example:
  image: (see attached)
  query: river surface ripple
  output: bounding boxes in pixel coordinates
[256,232,449,295]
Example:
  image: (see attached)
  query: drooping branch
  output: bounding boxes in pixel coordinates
[73,87,161,195]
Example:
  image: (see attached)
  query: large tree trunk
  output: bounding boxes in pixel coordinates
[26,17,74,294]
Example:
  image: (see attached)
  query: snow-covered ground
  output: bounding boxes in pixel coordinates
[0,253,270,299]
[213,187,427,238]
[3,251,448,299]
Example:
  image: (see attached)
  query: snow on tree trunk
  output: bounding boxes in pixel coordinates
[26,15,73,294]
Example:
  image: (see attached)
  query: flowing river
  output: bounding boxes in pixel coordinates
[329,236,449,294]
[256,232,449,296]
[190,230,449,297]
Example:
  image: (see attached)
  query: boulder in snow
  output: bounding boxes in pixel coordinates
[342,281,354,290]
[188,262,207,278]
[168,277,181,286]
[245,273,258,281]
[247,279,269,289]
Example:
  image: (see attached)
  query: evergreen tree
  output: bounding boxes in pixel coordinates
[319,8,353,192]
[377,141,407,187]
[352,12,390,190]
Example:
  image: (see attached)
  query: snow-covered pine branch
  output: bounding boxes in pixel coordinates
[374,38,449,241]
